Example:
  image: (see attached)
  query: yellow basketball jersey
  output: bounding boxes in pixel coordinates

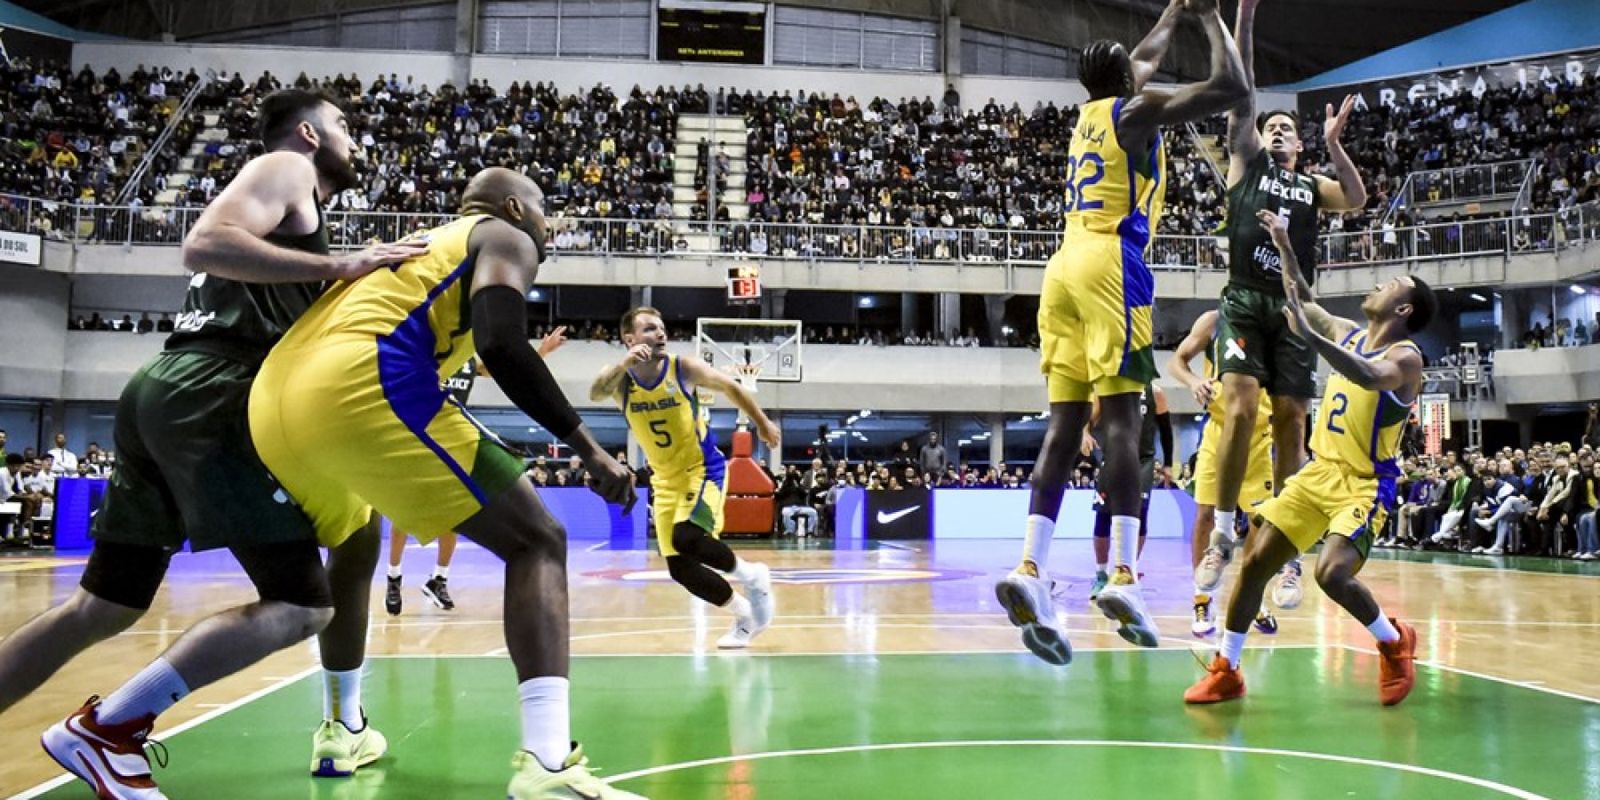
[1204,335,1273,428]
[1063,97,1167,248]
[278,214,489,384]
[622,354,726,481]
[1310,331,1418,478]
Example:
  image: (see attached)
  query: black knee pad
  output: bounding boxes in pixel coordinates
[80,541,173,610]
[672,521,734,572]
[232,539,333,608]
[665,555,733,606]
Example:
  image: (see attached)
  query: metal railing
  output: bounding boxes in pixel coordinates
[5,192,1599,272]
[1408,159,1533,206]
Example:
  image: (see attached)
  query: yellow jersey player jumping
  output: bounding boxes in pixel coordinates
[1168,311,1280,637]
[995,0,1250,666]
[590,307,780,650]
[250,168,646,800]
[1186,209,1436,708]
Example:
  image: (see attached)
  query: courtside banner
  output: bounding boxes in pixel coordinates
[0,230,42,266]
[866,488,931,539]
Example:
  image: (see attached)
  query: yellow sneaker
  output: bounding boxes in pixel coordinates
[508,744,647,799]
[310,718,388,777]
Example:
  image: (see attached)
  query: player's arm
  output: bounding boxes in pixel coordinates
[1260,210,1359,343]
[677,356,782,448]
[1152,384,1176,472]
[589,343,651,403]
[1118,0,1250,150]
[1289,298,1422,393]
[467,220,632,504]
[1224,0,1262,187]
[1314,94,1367,211]
[1167,310,1218,409]
[183,151,426,283]
[1128,0,1185,93]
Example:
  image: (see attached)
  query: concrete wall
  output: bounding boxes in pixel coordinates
[0,266,70,399]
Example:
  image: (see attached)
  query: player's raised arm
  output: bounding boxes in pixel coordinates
[1258,210,1357,343]
[1129,0,1186,93]
[678,356,782,449]
[1167,311,1218,409]
[1118,0,1251,152]
[590,342,652,403]
[1315,94,1369,211]
[1224,0,1263,187]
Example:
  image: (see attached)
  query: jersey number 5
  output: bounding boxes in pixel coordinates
[649,419,673,448]
[1064,153,1105,212]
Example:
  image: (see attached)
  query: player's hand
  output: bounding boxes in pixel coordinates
[621,343,653,366]
[584,453,637,509]
[333,238,429,281]
[1256,209,1292,249]
[1282,291,1311,338]
[538,325,568,358]
[1081,431,1099,457]
[1182,0,1218,14]
[1189,377,1216,409]
[757,418,781,449]
[1324,94,1356,145]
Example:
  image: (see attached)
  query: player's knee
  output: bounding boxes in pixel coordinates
[65,591,143,638]
[670,522,709,559]
[285,603,336,640]
[1313,557,1353,592]
[665,554,696,585]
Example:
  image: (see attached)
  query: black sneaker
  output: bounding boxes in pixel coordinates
[422,576,454,611]
[384,576,402,616]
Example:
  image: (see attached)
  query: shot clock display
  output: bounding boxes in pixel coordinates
[727,264,762,304]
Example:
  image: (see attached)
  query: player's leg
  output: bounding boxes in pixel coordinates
[1091,390,1161,647]
[1315,527,1418,706]
[1190,504,1218,637]
[385,522,407,615]
[1213,373,1263,546]
[0,542,166,713]
[1267,321,1316,607]
[453,477,643,799]
[422,531,458,610]
[311,516,387,777]
[1091,507,1112,599]
[1184,520,1300,704]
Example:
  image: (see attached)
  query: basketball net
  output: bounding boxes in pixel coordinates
[731,363,762,427]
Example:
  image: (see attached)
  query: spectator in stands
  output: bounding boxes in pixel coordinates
[46,433,77,476]
[1430,464,1474,547]
[776,465,817,536]
[1566,459,1599,559]
[1534,456,1576,556]
[917,432,947,482]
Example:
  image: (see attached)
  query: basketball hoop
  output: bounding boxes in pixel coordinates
[732,363,763,393]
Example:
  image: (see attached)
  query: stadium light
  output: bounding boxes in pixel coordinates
[1572,285,1588,295]
[1470,293,1487,302]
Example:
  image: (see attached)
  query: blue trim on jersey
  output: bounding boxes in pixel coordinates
[1115,233,1154,376]
[1340,328,1360,347]
[684,381,728,485]
[375,253,486,505]
[1147,130,1163,215]
[629,355,671,391]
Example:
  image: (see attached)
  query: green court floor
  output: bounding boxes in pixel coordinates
[29,651,1594,800]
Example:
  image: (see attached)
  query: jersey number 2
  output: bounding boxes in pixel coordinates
[649,419,673,448]
[1326,392,1349,434]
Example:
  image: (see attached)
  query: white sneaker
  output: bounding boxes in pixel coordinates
[41,698,168,800]
[1094,569,1160,648]
[717,616,757,649]
[1269,559,1305,610]
[1475,518,1493,531]
[1484,546,1505,555]
[1191,595,1216,638]
[1194,545,1231,593]
[995,569,1070,665]
[1471,546,1486,553]
[744,563,775,631]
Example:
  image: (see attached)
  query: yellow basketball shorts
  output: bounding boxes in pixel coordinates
[1039,233,1157,402]
[249,337,524,547]
[651,466,726,557]
[1192,414,1275,510]
[1258,458,1397,555]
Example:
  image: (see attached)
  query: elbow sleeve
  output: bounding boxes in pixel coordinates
[471,285,583,440]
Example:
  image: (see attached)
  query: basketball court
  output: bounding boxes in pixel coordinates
[4,539,1595,799]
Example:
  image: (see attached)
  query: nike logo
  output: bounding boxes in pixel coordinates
[876,506,920,524]
[1224,339,1247,361]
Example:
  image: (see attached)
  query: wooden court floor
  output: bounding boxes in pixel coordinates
[2,538,1598,798]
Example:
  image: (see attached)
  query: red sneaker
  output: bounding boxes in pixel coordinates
[1184,655,1246,704]
[1377,618,1419,706]
[41,696,167,799]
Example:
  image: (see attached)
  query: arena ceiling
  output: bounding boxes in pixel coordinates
[19,0,1527,84]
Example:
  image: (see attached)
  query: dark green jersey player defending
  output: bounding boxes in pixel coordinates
[1207,0,1367,555]
[0,90,428,798]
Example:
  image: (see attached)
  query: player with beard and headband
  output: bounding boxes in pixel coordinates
[7,90,428,799]
[994,0,1249,665]
[1195,0,1369,610]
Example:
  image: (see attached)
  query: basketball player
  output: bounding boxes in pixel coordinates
[1168,311,1280,636]
[995,0,1249,665]
[1201,0,1367,603]
[385,331,564,616]
[15,90,425,798]
[248,167,643,799]
[1084,384,1174,599]
[1185,210,1434,706]
[590,307,779,649]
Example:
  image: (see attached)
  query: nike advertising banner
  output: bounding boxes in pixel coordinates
[866,488,931,540]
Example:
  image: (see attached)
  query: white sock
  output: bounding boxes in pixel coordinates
[1094,559,1108,574]
[323,667,365,731]
[1022,514,1055,573]
[98,658,189,725]
[724,592,753,619]
[387,565,402,580]
[518,677,572,772]
[1110,515,1140,575]
[1367,613,1400,643]
[1212,509,1238,545]
[432,564,449,580]
[728,558,761,584]
[1221,629,1249,669]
